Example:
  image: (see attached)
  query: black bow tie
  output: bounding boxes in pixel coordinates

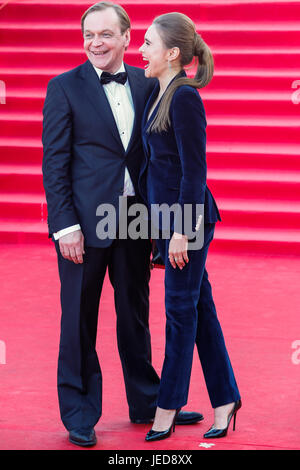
[100,71,128,85]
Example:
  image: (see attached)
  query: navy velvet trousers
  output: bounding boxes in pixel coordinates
[155,223,240,410]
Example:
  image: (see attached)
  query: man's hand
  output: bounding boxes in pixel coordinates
[168,232,189,270]
[59,229,85,264]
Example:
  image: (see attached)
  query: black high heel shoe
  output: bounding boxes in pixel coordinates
[145,408,181,442]
[203,400,242,439]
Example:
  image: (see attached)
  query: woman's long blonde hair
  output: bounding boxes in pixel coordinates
[148,12,214,133]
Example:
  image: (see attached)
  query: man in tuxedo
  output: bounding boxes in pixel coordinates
[42,1,203,447]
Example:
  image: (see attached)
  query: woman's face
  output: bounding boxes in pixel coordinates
[139,24,170,79]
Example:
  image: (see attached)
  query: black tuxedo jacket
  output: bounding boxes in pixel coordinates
[42,60,156,247]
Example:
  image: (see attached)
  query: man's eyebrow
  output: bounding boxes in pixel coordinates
[144,35,151,42]
[84,29,114,34]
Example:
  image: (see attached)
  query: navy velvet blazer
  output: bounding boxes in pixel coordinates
[42,60,155,247]
[139,71,221,236]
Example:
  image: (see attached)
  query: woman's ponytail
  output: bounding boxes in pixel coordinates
[148,13,214,134]
[193,33,214,89]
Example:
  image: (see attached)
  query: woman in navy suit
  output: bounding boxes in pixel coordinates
[139,13,241,441]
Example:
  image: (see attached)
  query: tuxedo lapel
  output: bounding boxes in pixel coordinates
[138,82,160,185]
[124,64,144,156]
[141,81,160,162]
[79,60,123,148]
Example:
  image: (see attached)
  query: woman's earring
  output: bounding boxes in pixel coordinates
[168,60,172,70]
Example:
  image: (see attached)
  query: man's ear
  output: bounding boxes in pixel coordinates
[124,29,131,51]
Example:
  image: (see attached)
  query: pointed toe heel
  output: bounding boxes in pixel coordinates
[203,400,242,439]
[145,409,180,442]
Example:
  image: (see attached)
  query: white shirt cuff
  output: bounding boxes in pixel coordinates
[53,224,81,240]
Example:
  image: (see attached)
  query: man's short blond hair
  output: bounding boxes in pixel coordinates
[81,1,131,34]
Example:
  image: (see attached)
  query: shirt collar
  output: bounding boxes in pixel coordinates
[93,62,126,81]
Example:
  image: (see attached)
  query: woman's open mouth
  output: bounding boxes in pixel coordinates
[143,57,150,70]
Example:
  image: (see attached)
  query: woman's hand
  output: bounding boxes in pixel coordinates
[168,232,189,269]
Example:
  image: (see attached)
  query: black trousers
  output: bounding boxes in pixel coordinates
[55,218,160,431]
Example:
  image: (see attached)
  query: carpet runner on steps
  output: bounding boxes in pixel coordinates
[0,0,300,252]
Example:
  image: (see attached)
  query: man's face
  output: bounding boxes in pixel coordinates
[83,8,130,73]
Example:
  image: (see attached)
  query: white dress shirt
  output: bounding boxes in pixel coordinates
[53,62,135,240]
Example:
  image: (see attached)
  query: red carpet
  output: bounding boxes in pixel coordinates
[0,243,300,450]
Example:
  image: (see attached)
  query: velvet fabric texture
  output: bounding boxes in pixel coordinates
[139,71,221,238]
[139,72,240,410]
[154,227,240,409]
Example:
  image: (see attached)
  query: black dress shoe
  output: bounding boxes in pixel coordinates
[131,417,154,424]
[175,410,204,425]
[69,428,97,447]
[132,410,204,425]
